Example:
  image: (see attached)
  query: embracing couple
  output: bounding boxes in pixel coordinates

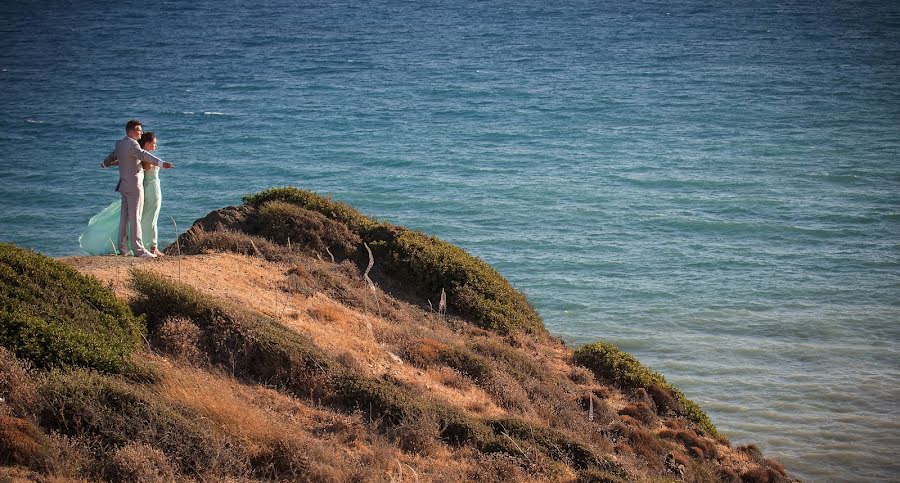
[79,120,175,258]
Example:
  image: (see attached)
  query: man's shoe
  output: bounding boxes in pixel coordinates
[137,251,157,258]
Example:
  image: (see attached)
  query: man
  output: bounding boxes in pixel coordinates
[100,120,174,258]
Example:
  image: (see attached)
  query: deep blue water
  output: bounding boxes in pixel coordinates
[1,1,899,480]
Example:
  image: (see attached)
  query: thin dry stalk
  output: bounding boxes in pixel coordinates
[362,242,375,290]
[496,423,532,464]
[325,246,335,263]
[438,288,446,316]
[405,463,419,483]
[249,238,262,258]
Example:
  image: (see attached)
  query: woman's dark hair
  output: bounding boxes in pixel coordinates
[139,132,156,149]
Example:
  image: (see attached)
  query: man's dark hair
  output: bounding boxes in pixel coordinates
[125,119,142,133]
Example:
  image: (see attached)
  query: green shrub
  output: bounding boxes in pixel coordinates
[242,187,545,335]
[0,243,143,372]
[487,418,614,472]
[258,201,361,260]
[573,342,717,435]
[243,186,378,234]
[438,345,493,384]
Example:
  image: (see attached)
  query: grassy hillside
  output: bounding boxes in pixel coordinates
[0,188,791,482]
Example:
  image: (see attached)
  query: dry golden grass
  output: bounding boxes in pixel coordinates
[306,300,344,322]
[58,251,789,482]
[66,254,517,419]
[152,358,279,456]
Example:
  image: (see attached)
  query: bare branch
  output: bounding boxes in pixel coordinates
[362,242,375,290]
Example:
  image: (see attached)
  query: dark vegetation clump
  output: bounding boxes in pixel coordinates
[0,414,59,473]
[737,444,790,483]
[258,200,361,260]
[0,347,37,418]
[249,435,344,482]
[169,226,294,261]
[387,412,442,455]
[0,243,143,373]
[659,427,719,460]
[242,188,377,233]
[619,402,658,426]
[102,443,177,483]
[36,368,246,476]
[573,341,717,435]
[150,316,202,364]
[240,187,545,335]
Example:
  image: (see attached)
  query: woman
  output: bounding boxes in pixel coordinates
[79,132,166,255]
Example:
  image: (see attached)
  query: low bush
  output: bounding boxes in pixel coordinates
[467,452,530,482]
[573,341,717,435]
[150,316,202,364]
[737,444,789,482]
[0,243,143,373]
[438,345,493,384]
[0,347,37,418]
[471,338,542,381]
[619,402,657,426]
[0,415,59,473]
[37,368,245,476]
[486,417,618,473]
[659,428,718,460]
[575,468,630,483]
[387,412,442,455]
[258,201,361,260]
[400,338,449,367]
[103,443,177,483]
[170,227,293,261]
[243,186,378,234]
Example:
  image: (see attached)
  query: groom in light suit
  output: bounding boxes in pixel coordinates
[100,119,174,258]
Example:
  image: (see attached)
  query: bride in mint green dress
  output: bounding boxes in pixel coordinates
[80,132,165,256]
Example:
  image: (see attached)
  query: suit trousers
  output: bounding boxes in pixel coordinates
[118,190,148,255]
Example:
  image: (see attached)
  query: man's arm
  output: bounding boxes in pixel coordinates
[100,151,117,168]
[133,145,174,169]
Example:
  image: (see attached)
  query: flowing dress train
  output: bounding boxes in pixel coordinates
[79,168,162,255]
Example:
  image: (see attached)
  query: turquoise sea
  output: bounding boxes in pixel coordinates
[1,1,898,480]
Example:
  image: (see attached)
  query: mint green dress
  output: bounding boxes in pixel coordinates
[79,168,163,255]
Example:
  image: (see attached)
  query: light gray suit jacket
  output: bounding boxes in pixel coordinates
[100,137,166,194]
